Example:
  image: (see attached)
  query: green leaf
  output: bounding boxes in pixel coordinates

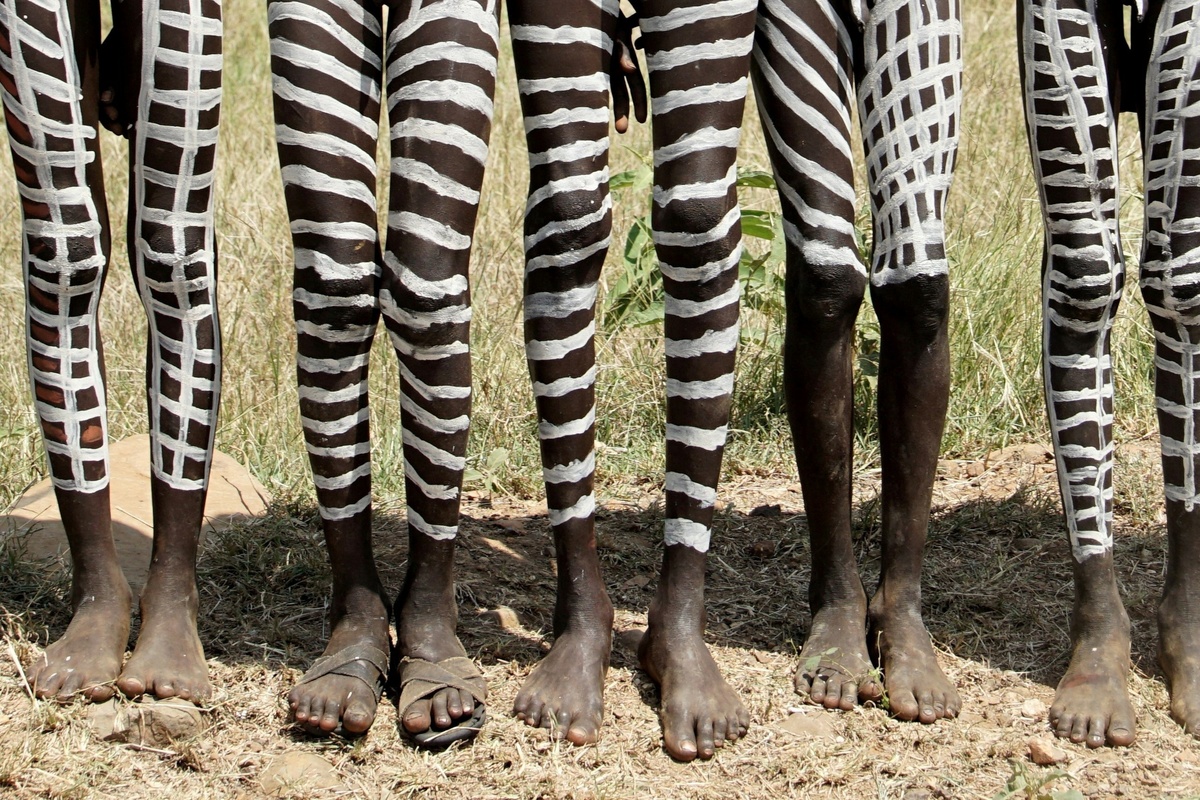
[609,169,640,191]
[736,169,777,189]
[741,209,777,240]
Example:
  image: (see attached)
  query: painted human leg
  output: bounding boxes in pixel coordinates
[382,0,498,743]
[0,0,131,702]
[752,0,876,711]
[505,0,619,746]
[1018,0,1135,748]
[633,0,756,761]
[112,0,223,702]
[1138,0,1200,737]
[270,0,389,734]
[859,0,961,724]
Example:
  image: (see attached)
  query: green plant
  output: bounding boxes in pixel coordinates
[993,760,1084,800]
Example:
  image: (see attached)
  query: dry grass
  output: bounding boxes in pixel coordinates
[0,0,1192,798]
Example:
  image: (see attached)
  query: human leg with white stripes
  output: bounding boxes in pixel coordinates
[270,0,498,741]
[1,0,223,702]
[1020,0,1200,746]
[753,0,963,722]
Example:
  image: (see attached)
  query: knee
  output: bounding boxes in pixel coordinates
[787,257,867,333]
[653,195,738,254]
[1044,249,1122,331]
[871,273,950,343]
[525,166,611,249]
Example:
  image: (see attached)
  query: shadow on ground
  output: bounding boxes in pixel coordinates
[0,477,1167,692]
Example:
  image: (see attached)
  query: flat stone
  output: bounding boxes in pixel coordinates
[776,711,837,739]
[1028,736,1068,765]
[1021,698,1047,720]
[89,697,205,747]
[481,606,521,632]
[3,434,270,592]
[259,752,342,796]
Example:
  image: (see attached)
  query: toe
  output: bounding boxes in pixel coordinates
[566,711,601,746]
[839,680,858,711]
[320,699,342,732]
[1086,715,1107,749]
[117,674,146,698]
[663,708,699,762]
[917,689,936,723]
[403,698,433,734]
[445,688,463,720]
[736,705,751,735]
[891,688,920,722]
[712,716,728,748]
[859,674,883,704]
[809,673,827,704]
[1069,715,1088,744]
[1108,712,1135,747]
[83,682,115,703]
[695,716,716,759]
[458,689,475,718]
[34,670,63,700]
[518,697,544,729]
[820,674,843,710]
[431,691,451,728]
[343,697,376,735]
[1054,712,1074,740]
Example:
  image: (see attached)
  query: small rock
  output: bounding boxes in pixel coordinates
[1029,737,1068,765]
[1012,538,1041,551]
[903,791,933,800]
[89,698,204,748]
[259,752,342,796]
[1021,698,1047,720]
[622,575,651,589]
[615,629,645,652]
[495,518,526,535]
[749,504,782,517]
[482,606,521,631]
[1019,443,1053,463]
[776,712,837,739]
[747,540,778,558]
[87,700,121,740]
[966,462,985,478]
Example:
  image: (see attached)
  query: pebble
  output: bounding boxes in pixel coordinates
[260,753,342,796]
[1028,736,1068,766]
[776,712,837,740]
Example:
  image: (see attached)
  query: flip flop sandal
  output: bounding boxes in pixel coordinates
[394,655,488,748]
[292,643,388,737]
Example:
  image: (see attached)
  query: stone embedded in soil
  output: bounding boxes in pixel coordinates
[1011,537,1041,551]
[1020,698,1047,720]
[777,712,837,739]
[6,434,270,592]
[259,752,343,795]
[88,697,205,747]
[1028,737,1068,765]
[481,606,521,631]
[749,504,781,517]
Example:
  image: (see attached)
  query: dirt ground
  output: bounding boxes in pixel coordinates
[1,441,1198,799]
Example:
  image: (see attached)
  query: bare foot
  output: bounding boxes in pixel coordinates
[869,601,960,723]
[394,588,481,738]
[639,622,749,761]
[514,618,612,745]
[33,567,132,702]
[1161,596,1200,737]
[1050,622,1135,747]
[796,601,881,710]
[117,577,210,703]
[290,590,389,735]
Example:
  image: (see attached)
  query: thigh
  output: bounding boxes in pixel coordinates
[858,0,961,285]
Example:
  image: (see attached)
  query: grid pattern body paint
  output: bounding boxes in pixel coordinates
[1021,0,1122,561]
[1140,0,1200,512]
[135,0,224,493]
[271,0,499,537]
[0,0,223,497]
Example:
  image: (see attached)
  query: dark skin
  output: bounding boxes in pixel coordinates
[284,6,646,739]
[505,0,645,747]
[1017,0,1135,749]
[22,0,218,703]
[751,0,961,722]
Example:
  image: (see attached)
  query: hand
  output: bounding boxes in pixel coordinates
[611,2,647,134]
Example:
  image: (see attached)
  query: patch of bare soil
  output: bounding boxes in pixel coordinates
[0,439,1194,799]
